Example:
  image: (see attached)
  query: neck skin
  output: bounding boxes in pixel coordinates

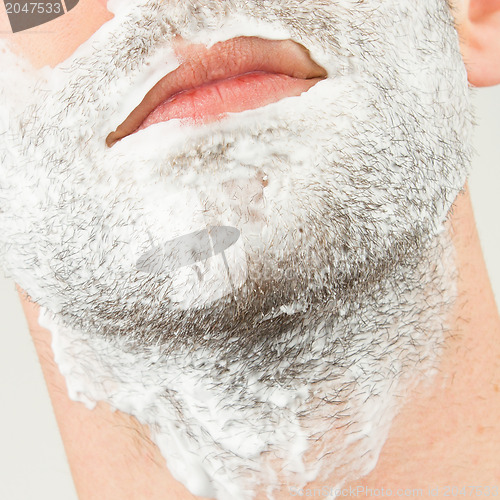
[342,182,500,492]
[19,183,500,500]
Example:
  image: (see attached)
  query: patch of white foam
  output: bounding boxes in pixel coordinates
[39,307,318,499]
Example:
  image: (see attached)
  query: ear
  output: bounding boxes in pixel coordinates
[454,0,500,87]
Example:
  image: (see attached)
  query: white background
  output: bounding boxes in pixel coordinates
[0,86,498,499]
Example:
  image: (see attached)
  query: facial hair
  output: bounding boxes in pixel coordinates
[0,0,473,498]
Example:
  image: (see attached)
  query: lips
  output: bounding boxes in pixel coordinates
[106,36,327,147]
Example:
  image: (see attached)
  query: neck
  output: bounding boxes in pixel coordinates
[344,183,500,491]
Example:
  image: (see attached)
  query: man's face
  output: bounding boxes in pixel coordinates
[0,0,473,496]
[1,0,472,340]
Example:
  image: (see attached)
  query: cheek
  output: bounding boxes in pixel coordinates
[1,0,113,68]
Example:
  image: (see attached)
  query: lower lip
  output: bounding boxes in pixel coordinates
[137,71,323,131]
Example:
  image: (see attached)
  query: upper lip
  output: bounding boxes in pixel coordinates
[105,36,327,147]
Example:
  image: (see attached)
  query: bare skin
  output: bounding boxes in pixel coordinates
[343,184,500,493]
[5,0,500,497]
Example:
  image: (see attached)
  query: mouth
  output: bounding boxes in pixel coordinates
[106,36,327,147]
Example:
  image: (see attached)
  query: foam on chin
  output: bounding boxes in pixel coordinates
[38,227,458,499]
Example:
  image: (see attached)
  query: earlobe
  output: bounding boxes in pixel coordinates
[456,0,500,87]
